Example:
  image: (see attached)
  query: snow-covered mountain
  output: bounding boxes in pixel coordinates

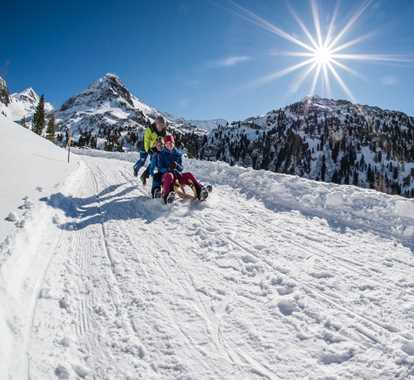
[55,75,414,197]
[200,96,414,198]
[185,118,228,133]
[10,87,53,122]
[4,71,413,197]
[0,76,53,124]
[55,73,207,151]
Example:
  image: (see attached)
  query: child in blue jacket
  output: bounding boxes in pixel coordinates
[155,135,208,204]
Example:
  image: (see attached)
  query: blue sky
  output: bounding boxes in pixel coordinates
[1,0,414,120]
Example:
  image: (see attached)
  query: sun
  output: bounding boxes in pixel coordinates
[226,0,411,101]
[314,46,333,66]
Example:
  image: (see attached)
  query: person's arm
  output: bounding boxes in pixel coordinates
[143,128,153,152]
[175,151,183,172]
[148,153,158,176]
[157,152,169,174]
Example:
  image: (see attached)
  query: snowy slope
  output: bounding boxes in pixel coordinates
[0,116,80,379]
[1,141,413,378]
[0,116,78,241]
[184,118,228,133]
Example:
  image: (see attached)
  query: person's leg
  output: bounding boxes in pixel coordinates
[151,173,162,198]
[133,150,148,176]
[161,172,175,198]
[178,172,202,189]
[179,172,209,200]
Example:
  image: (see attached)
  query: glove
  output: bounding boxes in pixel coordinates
[169,162,177,170]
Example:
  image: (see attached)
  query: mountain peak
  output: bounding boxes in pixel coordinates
[13,87,39,103]
[90,73,124,90]
[103,72,120,80]
[303,94,321,101]
[86,73,134,107]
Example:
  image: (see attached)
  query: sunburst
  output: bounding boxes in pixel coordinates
[226,0,412,102]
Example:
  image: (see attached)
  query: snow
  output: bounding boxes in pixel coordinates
[0,115,80,378]
[0,116,78,240]
[1,140,414,378]
[185,118,228,133]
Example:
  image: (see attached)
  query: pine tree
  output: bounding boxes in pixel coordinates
[320,154,326,181]
[0,77,10,106]
[46,114,56,142]
[33,95,46,135]
[21,116,29,129]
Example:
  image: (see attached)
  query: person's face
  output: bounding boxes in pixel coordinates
[155,141,163,151]
[155,121,165,132]
[165,141,174,151]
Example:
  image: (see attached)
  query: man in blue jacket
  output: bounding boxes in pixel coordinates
[156,134,208,204]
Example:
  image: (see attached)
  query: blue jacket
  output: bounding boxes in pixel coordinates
[156,148,183,175]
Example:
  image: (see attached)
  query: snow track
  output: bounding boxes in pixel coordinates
[27,154,414,379]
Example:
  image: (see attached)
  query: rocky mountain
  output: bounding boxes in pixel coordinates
[10,88,53,123]
[3,71,412,198]
[0,76,53,125]
[198,96,414,197]
[0,76,10,107]
[55,73,209,152]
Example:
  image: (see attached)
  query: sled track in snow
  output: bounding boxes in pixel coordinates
[27,155,414,379]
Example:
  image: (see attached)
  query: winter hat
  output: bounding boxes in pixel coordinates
[155,115,166,124]
[164,134,175,144]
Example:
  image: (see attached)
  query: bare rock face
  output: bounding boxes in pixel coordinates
[0,76,10,106]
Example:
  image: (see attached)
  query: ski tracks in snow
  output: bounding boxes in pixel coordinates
[29,156,414,379]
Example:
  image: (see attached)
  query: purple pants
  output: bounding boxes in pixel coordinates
[162,172,201,197]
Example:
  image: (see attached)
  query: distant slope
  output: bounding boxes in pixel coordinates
[200,96,414,197]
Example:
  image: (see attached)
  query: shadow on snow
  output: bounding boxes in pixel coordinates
[40,183,178,229]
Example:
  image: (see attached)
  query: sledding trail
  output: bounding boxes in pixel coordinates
[28,154,414,379]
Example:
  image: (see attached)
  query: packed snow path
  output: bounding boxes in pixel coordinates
[28,155,414,379]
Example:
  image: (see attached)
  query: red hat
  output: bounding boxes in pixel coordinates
[164,135,175,144]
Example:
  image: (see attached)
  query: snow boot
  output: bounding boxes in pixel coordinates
[196,186,209,201]
[152,187,161,199]
[140,169,149,186]
[164,191,176,204]
[133,165,138,177]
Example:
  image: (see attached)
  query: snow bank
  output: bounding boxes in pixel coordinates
[0,117,78,241]
[0,116,80,379]
[73,148,414,248]
[189,160,414,247]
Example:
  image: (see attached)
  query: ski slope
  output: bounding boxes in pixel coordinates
[1,132,414,378]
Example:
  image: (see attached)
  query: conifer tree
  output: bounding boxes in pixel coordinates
[320,155,326,181]
[21,116,28,129]
[33,95,45,135]
[46,114,56,142]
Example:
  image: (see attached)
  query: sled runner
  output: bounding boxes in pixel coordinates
[173,181,213,202]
